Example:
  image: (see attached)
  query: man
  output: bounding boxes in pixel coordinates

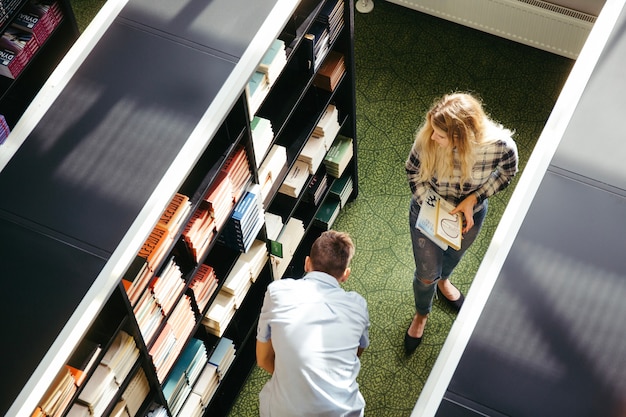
[256,230,370,416]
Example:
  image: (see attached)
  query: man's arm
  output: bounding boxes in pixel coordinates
[256,338,275,374]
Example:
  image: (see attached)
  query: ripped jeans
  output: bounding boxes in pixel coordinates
[409,197,488,315]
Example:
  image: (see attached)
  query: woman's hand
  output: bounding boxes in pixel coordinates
[451,194,478,234]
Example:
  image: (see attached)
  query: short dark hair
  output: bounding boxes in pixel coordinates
[309,230,355,278]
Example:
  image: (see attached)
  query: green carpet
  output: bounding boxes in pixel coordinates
[229,2,573,416]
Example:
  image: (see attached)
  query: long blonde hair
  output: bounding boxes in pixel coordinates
[414,93,506,183]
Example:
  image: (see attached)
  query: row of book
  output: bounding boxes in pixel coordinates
[251,116,274,168]
[280,103,341,199]
[168,337,236,417]
[1,0,23,28]
[123,193,191,306]
[246,38,287,119]
[188,263,219,314]
[258,143,288,203]
[183,146,252,262]
[148,294,196,383]
[0,114,10,145]
[318,0,345,47]
[202,239,268,336]
[1,0,63,79]
[74,331,140,417]
[162,338,208,416]
[269,217,305,280]
[217,185,265,253]
[303,0,345,74]
[313,173,354,230]
[31,330,146,417]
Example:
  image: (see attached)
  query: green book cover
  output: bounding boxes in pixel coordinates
[324,135,352,164]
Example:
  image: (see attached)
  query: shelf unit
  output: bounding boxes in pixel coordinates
[0,0,79,128]
[0,0,357,416]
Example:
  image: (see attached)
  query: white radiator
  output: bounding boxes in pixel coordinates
[385,0,596,59]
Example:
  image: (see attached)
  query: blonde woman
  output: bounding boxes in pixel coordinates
[404,93,518,354]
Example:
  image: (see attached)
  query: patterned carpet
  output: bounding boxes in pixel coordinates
[228,1,573,416]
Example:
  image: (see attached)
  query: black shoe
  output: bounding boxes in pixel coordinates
[404,331,422,354]
[436,285,465,313]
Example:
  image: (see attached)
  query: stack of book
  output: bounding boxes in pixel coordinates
[205,170,234,232]
[264,212,283,242]
[316,0,345,46]
[0,27,32,79]
[181,204,215,264]
[258,144,287,202]
[77,331,139,417]
[32,368,76,417]
[149,258,185,317]
[1,0,22,27]
[176,392,203,417]
[245,70,269,119]
[158,193,191,238]
[323,134,353,178]
[137,224,170,275]
[251,116,274,167]
[304,20,329,73]
[0,114,9,145]
[313,104,341,149]
[190,362,219,412]
[270,217,305,279]
[329,173,354,208]
[222,239,269,307]
[313,50,345,92]
[1,0,62,79]
[208,337,236,381]
[149,295,196,382]
[245,38,288,118]
[119,367,150,417]
[313,197,341,230]
[66,339,102,387]
[123,190,190,301]
[278,160,309,198]
[218,185,265,253]
[298,134,327,175]
[162,338,208,417]
[258,38,287,84]
[202,291,236,337]
[221,145,252,204]
[17,0,63,45]
[189,263,219,314]
[240,238,270,283]
[133,290,163,343]
[303,172,329,205]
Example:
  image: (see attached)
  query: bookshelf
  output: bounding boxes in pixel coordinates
[0,0,79,128]
[0,0,357,416]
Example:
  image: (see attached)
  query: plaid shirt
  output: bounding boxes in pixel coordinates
[406,134,518,212]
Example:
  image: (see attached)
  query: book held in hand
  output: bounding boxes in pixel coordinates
[415,190,462,250]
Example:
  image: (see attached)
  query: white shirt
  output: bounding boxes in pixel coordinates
[257,271,370,416]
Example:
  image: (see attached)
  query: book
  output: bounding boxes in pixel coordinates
[324,135,353,178]
[67,339,102,386]
[279,160,309,197]
[313,50,345,92]
[435,196,463,250]
[415,190,462,250]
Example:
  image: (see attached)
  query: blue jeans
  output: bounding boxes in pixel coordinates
[409,197,488,315]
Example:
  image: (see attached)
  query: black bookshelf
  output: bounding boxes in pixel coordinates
[0,0,79,128]
[0,0,357,416]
